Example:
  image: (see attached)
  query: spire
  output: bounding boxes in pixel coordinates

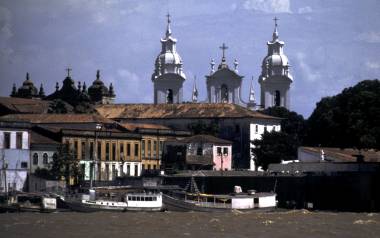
[249,77,256,104]
[39,83,45,97]
[11,83,17,97]
[109,83,115,97]
[165,13,172,38]
[192,76,198,103]
[218,43,229,69]
[55,82,59,91]
[82,81,87,93]
[66,68,72,78]
[234,59,239,72]
[77,81,82,92]
[96,69,100,80]
[26,72,30,81]
[210,58,215,73]
[272,17,279,41]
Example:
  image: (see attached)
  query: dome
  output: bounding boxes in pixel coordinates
[263,54,289,67]
[157,52,182,65]
[17,73,39,97]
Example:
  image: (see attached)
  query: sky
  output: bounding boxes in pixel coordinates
[0,0,379,117]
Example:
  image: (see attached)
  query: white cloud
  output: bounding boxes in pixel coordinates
[298,6,312,14]
[356,31,380,43]
[296,52,322,82]
[0,6,13,61]
[116,69,151,102]
[366,61,380,69]
[243,0,291,13]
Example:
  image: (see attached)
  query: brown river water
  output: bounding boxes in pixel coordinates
[0,210,379,238]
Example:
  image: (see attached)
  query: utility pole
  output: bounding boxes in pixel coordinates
[90,123,102,189]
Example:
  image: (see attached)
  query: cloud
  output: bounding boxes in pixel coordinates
[243,0,291,13]
[0,6,13,61]
[296,52,322,82]
[366,61,380,69]
[116,69,151,102]
[356,31,380,43]
[298,6,312,14]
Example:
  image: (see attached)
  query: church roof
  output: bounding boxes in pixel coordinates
[95,103,280,120]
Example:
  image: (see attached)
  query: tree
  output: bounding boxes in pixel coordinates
[252,131,298,170]
[50,144,82,186]
[48,99,73,114]
[306,79,380,150]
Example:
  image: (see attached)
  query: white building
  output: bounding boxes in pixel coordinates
[258,18,293,110]
[0,122,30,192]
[249,122,281,171]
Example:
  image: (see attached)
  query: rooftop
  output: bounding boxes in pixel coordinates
[96,103,280,120]
[0,96,50,114]
[176,134,232,145]
[299,147,380,162]
[0,113,114,124]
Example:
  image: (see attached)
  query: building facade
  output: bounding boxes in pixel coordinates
[0,122,30,192]
[151,15,186,104]
[258,18,293,110]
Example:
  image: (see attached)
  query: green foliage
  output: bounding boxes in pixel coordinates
[34,168,54,180]
[50,144,83,185]
[188,120,219,136]
[74,101,95,114]
[252,131,298,170]
[306,79,380,150]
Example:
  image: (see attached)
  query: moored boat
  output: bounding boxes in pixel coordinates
[65,189,163,212]
[0,192,57,213]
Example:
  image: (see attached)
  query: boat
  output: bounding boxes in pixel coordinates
[162,177,277,212]
[0,192,57,213]
[64,189,163,212]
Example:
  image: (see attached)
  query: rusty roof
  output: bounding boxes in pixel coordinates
[300,147,380,162]
[0,113,114,124]
[0,96,50,114]
[170,134,232,145]
[96,103,280,120]
[119,122,171,131]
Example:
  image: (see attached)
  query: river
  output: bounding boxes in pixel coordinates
[0,210,379,238]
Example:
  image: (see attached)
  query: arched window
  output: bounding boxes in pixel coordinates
[221,84,228,103]
[166,89,173,104]
[52,153,58,161]
[33,153,38,165]
[43,153,48,165]
[274,90,281,107]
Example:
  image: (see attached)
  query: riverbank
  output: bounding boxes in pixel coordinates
[0,210,379,238]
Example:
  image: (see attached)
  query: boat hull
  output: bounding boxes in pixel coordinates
[65,200,162,213]
[162,194,275,212]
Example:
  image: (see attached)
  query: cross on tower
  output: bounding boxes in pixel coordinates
[219,43,228,59]
[166,13,171,24]
[273,17,279,27]
[66,68,72,77]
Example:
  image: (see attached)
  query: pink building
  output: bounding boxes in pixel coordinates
[163,134,232,171]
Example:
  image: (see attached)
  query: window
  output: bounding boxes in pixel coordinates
[274,90,281,107]
[21,162,28,169]
[148,164,151,170]
[89,142,94,160]
[166,89,173,104]
[153,165,157,170]
[33,153,38,165]
[134,165,138,176]
[223,147,228,155]
[105,142,110,161]
[217,147,222,155]
[141,140,145,158]
[127,143,131,156]
[81,141,86,160]
[120,165,123,176]
[153,141,157,158]
[112,164,116,179]
[120,143,124,160]
[43,153,48,164]
[105,164,109,180]
[127,165,130,175]
[197,145,203,156]
[221,84,228,103]
[97,141,101,160]
[112,143,116,161]
[255,125,258,133]
[147,140,151,158]
[159,141,163,159]
[53,153,58,161]
[235,125,240,133]
[4,132,10,149]
[16,132,22,149]
[74,140,78,158]
[134,144,139,157]
[264,126,268,133]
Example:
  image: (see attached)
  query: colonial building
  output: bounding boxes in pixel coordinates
[206,43,245,105]
[0,121,30,192]
[163,134,232,171]
[96,103,281,168]
[258,18,293,109]
[119,122,191,173]
[152,14,186,104]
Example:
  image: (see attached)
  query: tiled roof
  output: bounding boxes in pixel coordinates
[30,130,60,145]
[178,134,232,145]
[96,103,280,120]
[119,122,171,131]
[0,97,50,114]
[0,113,114,124]
[299,147,380,162]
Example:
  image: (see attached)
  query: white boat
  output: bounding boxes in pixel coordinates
[65,190,163,212]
